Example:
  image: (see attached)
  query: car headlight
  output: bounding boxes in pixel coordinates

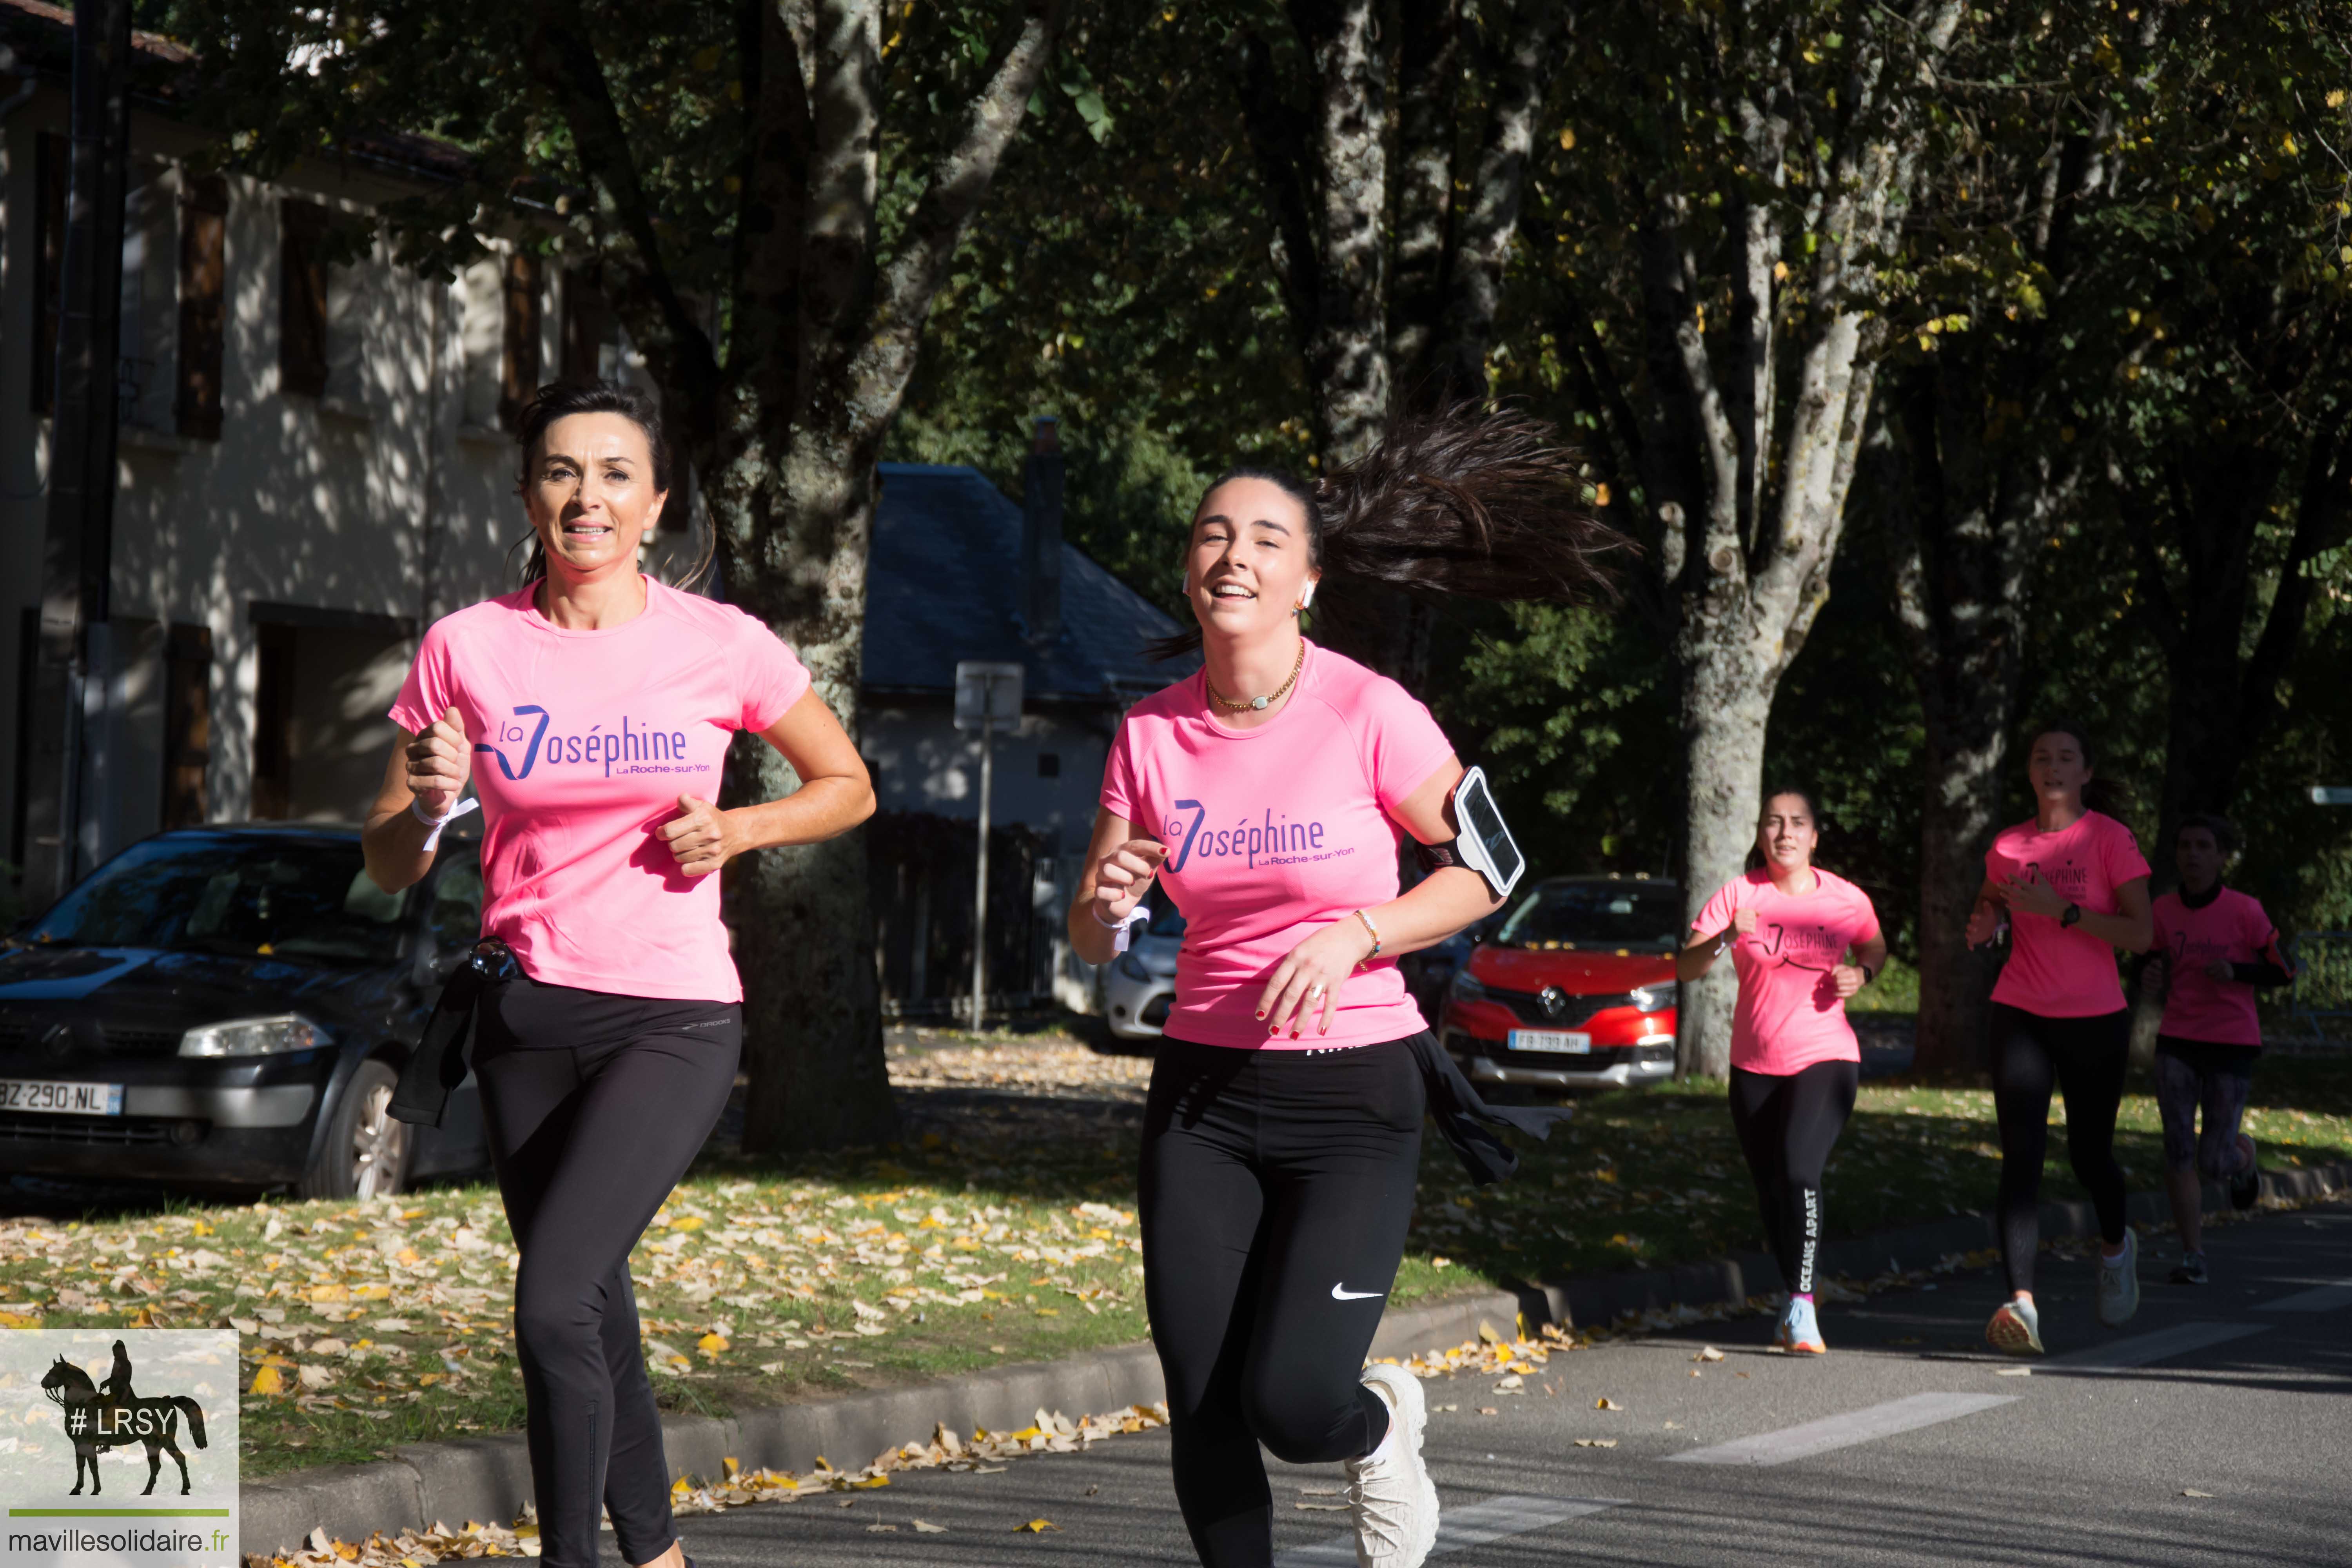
[1629,981,1679,1013]
[178,1014,326,1058]
[1116,951,1151,982]
[1449,971,1487,1002]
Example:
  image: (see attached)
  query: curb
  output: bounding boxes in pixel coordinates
[239,1158,2352,1556]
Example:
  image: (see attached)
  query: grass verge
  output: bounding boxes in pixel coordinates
[2,1042,2344,1479]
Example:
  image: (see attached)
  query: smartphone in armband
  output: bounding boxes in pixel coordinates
[1450,766,1526,902]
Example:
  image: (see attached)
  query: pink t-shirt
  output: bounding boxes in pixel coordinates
[389,579,811,1002]
[1985,810,2151,1017]
[1692,869,1882,1075]
[2153,887,2280,1048]
[1099,643,1454,1050]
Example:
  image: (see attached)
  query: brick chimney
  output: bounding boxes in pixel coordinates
[1020,415,1064,646]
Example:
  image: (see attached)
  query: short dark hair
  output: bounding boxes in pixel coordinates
[2176,813,2240,857]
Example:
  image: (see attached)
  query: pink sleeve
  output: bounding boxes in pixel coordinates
[734,613,813,731]
[2103,816,2152,887]
[1850,885,1883,944]
[388,622,455,734]
[1100,720,1141,823]
[1358,678,1455,813]
[1693,877,1742,936]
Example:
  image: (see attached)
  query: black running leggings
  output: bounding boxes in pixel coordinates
[472,974,742,1568]
[1727,1060,1858,1296]
[1989,1003,2129,1296]
[1139,1035,1425,1568]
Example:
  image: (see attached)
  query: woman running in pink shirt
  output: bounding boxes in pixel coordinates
[2148,815,2290,1284]
[361,380,875,1568]
[1070,408,1618,1568]
[1965,721,2153,1354]
[1680,788,1886,1355]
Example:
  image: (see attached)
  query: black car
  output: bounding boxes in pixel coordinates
[0,823,492,1198]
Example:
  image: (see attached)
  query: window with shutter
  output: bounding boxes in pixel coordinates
[162,624,213,829]
[499,252,543,430]
[279,200,329,398]
[176,176,228,439]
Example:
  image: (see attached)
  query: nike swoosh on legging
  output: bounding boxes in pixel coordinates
[1331,1283,1385,1300]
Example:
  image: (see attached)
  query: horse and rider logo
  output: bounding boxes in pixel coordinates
[37,1339,209,1495]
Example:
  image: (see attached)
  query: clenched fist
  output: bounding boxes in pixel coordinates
[660,795,739,878]
[406,706,472,816]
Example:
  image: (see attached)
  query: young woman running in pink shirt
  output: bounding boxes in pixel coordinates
[1680,788,1887,1354]
[361,381,875,1568]
[2147,815,2291,1284]
[1965,722,2153,1354]
[1070,409,1618,1568]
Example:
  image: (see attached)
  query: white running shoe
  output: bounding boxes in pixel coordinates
[1775,1296,1827,1354]
[1345,1364,1439,1568]
[1985,1295,2043,1356]
[2096,1230,2141,1327]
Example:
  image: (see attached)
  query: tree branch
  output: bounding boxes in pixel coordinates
[525,9,721,441]
[2238,415,2351,744]
[1387,0,1462,391]
[862,0,1067,422]
[1430,0,1568,402]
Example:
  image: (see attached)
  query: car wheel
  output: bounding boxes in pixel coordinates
[300,1059,412,1200]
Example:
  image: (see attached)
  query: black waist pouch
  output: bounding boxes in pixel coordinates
[1407,1030,1572,1186]
[388,939,519,1129]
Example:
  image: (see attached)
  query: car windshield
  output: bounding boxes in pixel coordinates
[20,834,412,965]
[1495,882,1681,951]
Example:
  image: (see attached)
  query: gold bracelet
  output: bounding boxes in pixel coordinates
[1353,908,1382,962]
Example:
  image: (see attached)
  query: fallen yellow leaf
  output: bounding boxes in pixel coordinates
[308,1285,350,1304]
[697,1333,729,1354]
[1012,1519,1059,1533]
[248,1365,283,1395]
[1596,1397,1623,1411]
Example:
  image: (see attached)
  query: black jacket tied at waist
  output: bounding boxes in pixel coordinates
[1406,1031,1568,1185]
[387,939,518,1129]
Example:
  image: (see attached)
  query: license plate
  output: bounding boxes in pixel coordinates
[0,1078,124,1116]
[1508,1030,1591,1055]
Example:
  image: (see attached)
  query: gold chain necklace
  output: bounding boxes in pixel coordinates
[1205,638,1306,713]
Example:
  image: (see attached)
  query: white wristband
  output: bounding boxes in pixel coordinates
[411,794,479,851]
[1096,904,1147,954]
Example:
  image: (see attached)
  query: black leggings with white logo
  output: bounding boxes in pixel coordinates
[1990,1003,2130,1296]
[1728,1059,1859,1296]
[1140,1034,1426,1568]
[472,974,742,1568]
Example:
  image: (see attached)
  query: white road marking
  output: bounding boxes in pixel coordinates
[1664,1392,2018,1468]
[2254,1277,2352,1313]
[1274,1494,1624,1566]
[2041,1321,2271,1371]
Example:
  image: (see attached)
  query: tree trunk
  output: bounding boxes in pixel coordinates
[1674,641,1775,1078]
[1885,358,2051,1081]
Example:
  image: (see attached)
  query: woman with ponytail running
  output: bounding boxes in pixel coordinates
[1069,409,1617,1568]
[1679,788,1886,1355]
[1965,722,2153,1355]
[2149,814,2292,1285]
[363,380,874,1568]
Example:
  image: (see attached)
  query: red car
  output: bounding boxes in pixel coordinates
[1439,875,1682,1091]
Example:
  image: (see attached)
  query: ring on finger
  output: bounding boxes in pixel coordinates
[1308,983,1325,1001]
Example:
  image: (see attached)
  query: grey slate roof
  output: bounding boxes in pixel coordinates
[862,463,1196,702]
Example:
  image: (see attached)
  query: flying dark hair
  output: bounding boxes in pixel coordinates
[510,378,714,592]
[2176,812,2241,858]
[2025,718,2129,817]
[1745,785,1827,873]
[1148,403,1627,659]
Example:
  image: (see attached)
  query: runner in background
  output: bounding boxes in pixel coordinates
[1070,407,1620,1568]
[2148,815,2292,1284]
[1965,722,2154,1355]
[1679,788,1886,1354]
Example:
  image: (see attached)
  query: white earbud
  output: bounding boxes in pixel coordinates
[1297,579,1316,611]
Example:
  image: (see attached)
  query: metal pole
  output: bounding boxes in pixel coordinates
[24,0,133,900]
[972,710,993,1031]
